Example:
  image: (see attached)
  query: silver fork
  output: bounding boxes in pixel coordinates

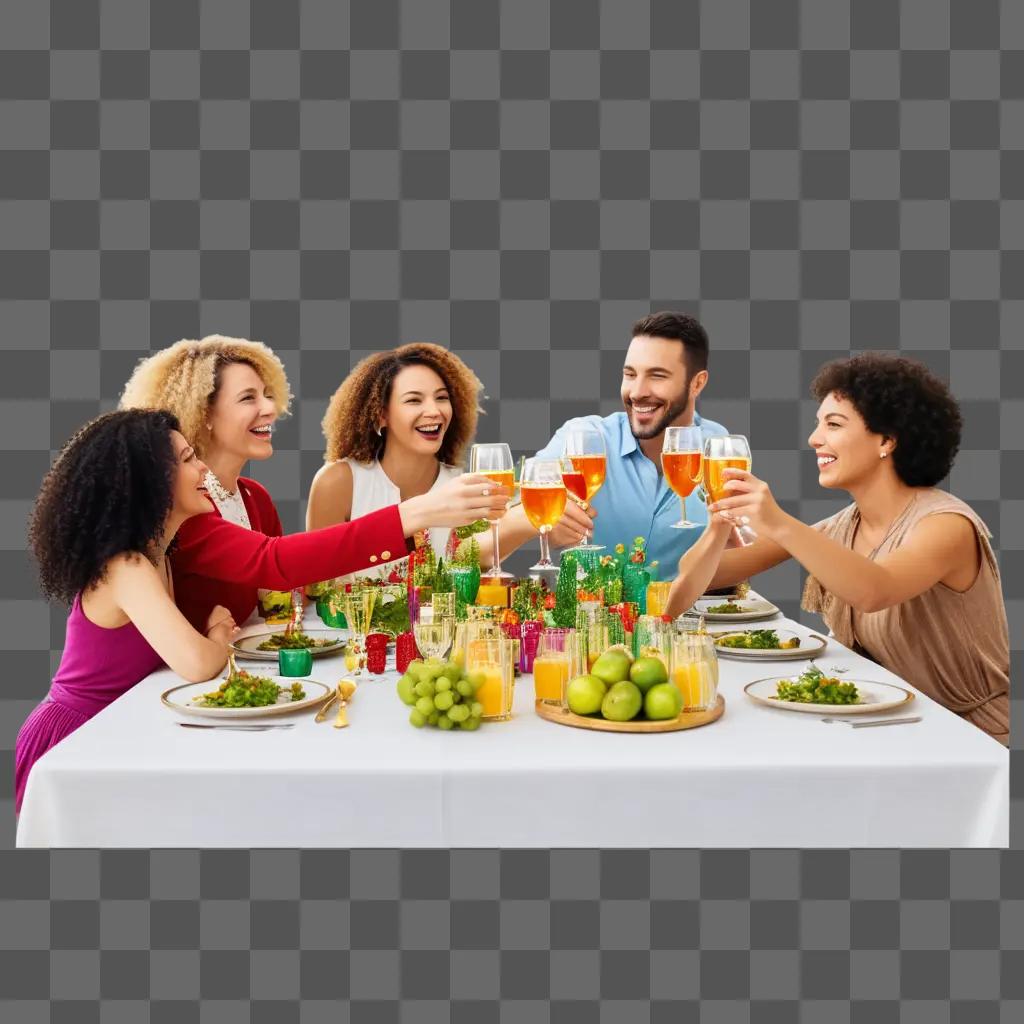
[176,722,295,731]
[821,716,922,729]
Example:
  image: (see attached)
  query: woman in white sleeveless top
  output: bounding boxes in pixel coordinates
[307,343,484,580]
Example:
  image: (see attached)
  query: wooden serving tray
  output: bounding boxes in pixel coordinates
[534,695,724,733]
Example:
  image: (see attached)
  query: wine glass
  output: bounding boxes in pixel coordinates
[702,434,756,546]
[340,587,378,675]
[469,442,515,581]
[559,454,588,505]
[562,428,607,550]
[661,425,703,528]
[413,606,454,661]
[520,458,568,571]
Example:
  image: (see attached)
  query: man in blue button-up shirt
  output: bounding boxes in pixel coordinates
[489,312,728,579]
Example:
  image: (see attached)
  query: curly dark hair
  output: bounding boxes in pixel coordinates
[322,343,482,465]
[811,353,962,487]
[29,409,182,605]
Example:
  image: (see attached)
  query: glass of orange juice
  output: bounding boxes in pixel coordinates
[452,620,498,670]
[532,628,579,706]
[466,632,515,721]
[645,581,672,618]
[670,630,719,712]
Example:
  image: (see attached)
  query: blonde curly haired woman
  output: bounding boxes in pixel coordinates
[120,335,508,630]
[309,343,484,575]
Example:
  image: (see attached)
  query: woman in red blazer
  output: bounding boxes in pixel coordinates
[120,335,506,629]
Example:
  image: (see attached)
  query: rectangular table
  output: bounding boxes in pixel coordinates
[17,615,1008,848]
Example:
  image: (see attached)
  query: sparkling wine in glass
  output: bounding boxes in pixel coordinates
[661,425,703,528]
[469,442,515,581]
[563,428,607,551]
[341,587,378,675]
[520,458,568,571]
[413,612,454,661]
[702,434,756,546]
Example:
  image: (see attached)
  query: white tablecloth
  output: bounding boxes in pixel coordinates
[17,614,1008,848]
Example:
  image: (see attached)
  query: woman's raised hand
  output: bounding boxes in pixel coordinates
[400,473,511,532]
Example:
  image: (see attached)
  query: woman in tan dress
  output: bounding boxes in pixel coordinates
[666,353,1009,744]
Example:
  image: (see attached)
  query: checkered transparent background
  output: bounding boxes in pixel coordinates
[0,0,1021,1017]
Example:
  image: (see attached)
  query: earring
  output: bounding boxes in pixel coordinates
[375,425,383,437]
[880,451,888,459]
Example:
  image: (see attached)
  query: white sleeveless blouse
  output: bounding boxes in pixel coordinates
[339,459,460,581]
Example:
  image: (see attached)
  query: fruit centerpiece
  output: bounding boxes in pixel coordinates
[534,638,725,734]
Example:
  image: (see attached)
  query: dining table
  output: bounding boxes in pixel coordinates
[16,609,1009,848]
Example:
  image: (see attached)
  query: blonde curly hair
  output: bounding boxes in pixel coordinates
[322,343,483,465]
[119,335,292,458]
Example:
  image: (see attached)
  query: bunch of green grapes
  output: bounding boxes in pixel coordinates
[396,658,486,731]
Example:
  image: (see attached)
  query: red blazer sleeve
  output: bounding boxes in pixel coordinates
[173,503,412,590]
[244,479,283,538]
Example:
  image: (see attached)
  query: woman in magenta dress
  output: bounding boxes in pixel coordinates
[15,409,239,812]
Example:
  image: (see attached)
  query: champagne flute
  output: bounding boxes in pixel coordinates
[563,428,607,551]
[341,587,378,675]
[470,442,515,581]
[661,425,703,528]
[702,434,756,546]
[520,458,568,571]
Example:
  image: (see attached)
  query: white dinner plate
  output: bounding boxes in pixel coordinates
[712,629,828,661]
[230,629,347,661]
[700,586,753,601]
[744,675,915,715]
[693,597,781,622]
[162,677,332,718]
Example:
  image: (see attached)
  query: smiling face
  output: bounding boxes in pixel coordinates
[169,430,212,517]
[380,363,452,457]
[205,361,277,464]
[621,336,706,440]
[808,392,894,489]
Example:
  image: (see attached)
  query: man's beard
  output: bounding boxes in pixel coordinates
[626,387,692,441]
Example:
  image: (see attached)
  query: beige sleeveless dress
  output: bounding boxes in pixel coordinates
[802,488,1009,745]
